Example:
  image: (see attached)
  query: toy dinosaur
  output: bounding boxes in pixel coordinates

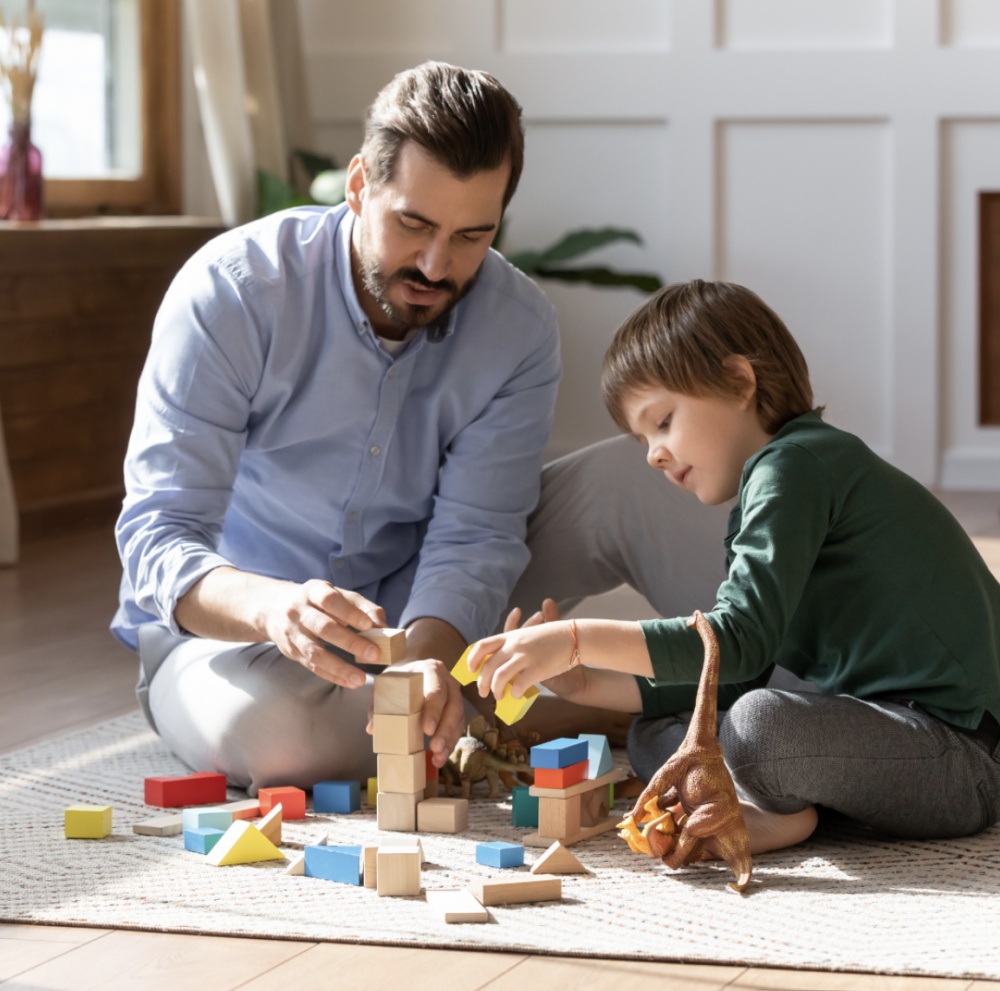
[442,716,534,799]
[619,610,753,893]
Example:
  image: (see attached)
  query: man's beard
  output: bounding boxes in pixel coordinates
[357,235,480,332]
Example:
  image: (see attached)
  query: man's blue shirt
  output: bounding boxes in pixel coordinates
[112,203,561,651]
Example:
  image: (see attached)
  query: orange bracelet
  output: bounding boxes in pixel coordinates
[568,618,582,668]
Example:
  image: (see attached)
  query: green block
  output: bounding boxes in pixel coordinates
[511,785,539,828]
[609,783,615,806]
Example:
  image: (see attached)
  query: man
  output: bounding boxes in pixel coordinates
[114,62,730,794]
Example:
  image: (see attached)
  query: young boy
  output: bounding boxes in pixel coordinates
[468,280,1000,854]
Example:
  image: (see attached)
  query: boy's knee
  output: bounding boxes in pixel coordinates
[720,688,805,767]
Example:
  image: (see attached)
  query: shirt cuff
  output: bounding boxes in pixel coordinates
[155,551,234,638]
[399,588,481,646]
[635,676,700,719]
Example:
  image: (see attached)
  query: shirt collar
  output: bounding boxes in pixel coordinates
[335,206,459,343]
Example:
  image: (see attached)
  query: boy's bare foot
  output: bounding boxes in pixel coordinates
[738,801,818,854]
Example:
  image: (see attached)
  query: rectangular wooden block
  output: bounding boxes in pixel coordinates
[144,771,227,808]
[376,790,423,832]
[363,845,378,889]
[530,738,589,770]
[373,712,423,755]
[468,875,561,907]
[367,777,378,807]
[523,815,620,848]
[538,794,581,839]
[380,834,427,864]
[304,844,362,885]
[529,766,625,800]
[417,797,468,834]
[64,805,112,838]
[580,785,610,827]
[222,799,260,820]
[373,670,423,715]
[426,889,488,923]
[258,786,306,819]
[424,779,440,800]
[132,813,182,836]
[377,752,426,794]
[376,846,421,896]
[358,627,407,665]
[534,760,588,790]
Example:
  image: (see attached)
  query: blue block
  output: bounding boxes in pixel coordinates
[511,786,539,828]
[578,734,614,779]
[476,841,524,869]
[530,737,589,770]
[182,807,233,832]
[184,827,225,855]
[313,780,361,814]
[304,844,362,884]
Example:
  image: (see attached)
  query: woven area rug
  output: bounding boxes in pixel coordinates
[2,712,1000,981]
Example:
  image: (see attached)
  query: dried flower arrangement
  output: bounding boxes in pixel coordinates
[0,0,44,125]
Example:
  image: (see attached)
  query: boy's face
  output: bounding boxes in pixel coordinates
[623,378,773,505]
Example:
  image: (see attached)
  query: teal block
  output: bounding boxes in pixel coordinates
[184,827,225,854]
[578,734,614,779]
[511,785,539,828]
[182,807,234,832]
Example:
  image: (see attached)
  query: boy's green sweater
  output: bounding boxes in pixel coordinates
[639,410,1000,731]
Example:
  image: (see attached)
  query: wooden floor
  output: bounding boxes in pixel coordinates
[3,497,1000,991]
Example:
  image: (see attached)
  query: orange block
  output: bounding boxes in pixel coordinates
[534,760,588,790]
[425,750,439,782]
[258,786,306,820]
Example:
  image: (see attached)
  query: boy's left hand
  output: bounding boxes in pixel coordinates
[467,604,579,702]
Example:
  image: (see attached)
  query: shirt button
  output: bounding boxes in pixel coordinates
[346,511,357,522]
[370,445,380,456]
[334,559,345,570]
[388,368,397,379]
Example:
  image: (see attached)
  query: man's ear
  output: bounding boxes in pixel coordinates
[345,154,367,217]
[724,355,758,409]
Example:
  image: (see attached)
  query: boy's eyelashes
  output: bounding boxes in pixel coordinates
[658,416,672,430]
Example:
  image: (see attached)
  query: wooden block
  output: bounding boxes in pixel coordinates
[362,845,378,889]
[511,785,539,828]
[313,780,360,814]
[580,785,609,827]
[426,889,488,923]
[184,827,225,855]
[373,670,423,715]
[258,803,282,845]
[425,750,439,781]
[494,683,540,725]
[132,813,182,836]
[181,807,232,833]
[450,644,483,686]
[578,734,614,778]
[367,777,378,807]
[258,786,306,819]
[538,794,581,839]
[221,799,260,820]
[376,846,421,896]
[530,738,589,769]
[358,627,407,665]
[376,790,422,831]
[380,834,427,864]
[535,761,588,790]
[476,841,523,869]
[468,875,561,907]
[373,713,423,755]
[206,821,284,866]
[377,752,426,794]
[529,767,625,800]
[285,853,305,875]
[529,840,593,875]
[523,815,621,848]
[304,844,362,885]
[144,772,226,808]
[417,797,468,834]
[64,805,112,838]
[424,779,440,800]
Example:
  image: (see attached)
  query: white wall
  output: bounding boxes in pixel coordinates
[185,0,1000,483]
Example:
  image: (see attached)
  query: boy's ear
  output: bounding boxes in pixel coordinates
[724,355,758,409]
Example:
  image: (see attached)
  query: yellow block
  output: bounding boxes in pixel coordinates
[64,805,112,839]
[495,683,541,726]
[206,820,284,866]
[451,644,489,686]
[367,777,378,807]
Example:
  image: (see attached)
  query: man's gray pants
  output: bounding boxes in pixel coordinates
[138,436,730,796]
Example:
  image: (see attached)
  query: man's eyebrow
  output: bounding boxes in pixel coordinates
[399,210,496,234]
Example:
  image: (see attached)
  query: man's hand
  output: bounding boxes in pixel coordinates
[175,567,386,688]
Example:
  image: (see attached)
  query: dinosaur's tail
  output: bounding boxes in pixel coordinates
[685,610,720,749]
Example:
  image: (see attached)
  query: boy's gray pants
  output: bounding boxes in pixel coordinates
[136,435,1000,839]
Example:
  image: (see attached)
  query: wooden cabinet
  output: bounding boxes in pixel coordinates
[0,218,225,539]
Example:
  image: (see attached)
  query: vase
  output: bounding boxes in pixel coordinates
[0,120,43,221]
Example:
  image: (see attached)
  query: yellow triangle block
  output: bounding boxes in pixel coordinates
[451,644,489,686]
[206,820,284,866]
[495,683,540,726]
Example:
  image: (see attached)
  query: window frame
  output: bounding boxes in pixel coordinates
[44,0,181,217]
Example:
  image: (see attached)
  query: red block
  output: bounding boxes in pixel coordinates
[144,772,227,808]
[425,750,439,781]
[534,760,588,789]
[258,786,307,820]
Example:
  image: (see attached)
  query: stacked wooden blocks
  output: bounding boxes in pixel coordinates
[358,627,407,665]
[524,736,625,848]
[373,669,426,831]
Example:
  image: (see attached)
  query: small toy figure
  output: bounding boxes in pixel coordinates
[442,716,533,799]
[619,610,753,893]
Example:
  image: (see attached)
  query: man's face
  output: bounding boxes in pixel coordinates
[347,140,510,332]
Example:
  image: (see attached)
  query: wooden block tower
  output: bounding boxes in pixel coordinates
[372,669,426,832]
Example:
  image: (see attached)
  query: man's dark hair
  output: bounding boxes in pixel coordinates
[361,61,524,210]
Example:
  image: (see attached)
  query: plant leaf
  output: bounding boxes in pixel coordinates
[534,228,644,267]
[505,250,542,274]
[294,149,337,180]
[257,169,313,218]
[309,168,348,206]
[534,266,663,293]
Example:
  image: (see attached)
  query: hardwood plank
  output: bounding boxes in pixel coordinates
[10,448,134,507]
[734,968,973,990]
[4,407,134,465]
[0,925,109,944]
[479,955,744,991]
[0,314,155,370]
[968,982,1000,989]
[236,943,527,991]
[4,929,312,990]
[0,358,145,418]
[0,936,101,983]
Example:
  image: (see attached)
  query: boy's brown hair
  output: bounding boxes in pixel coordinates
[362,61,524,210]
[602,280,815,435]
